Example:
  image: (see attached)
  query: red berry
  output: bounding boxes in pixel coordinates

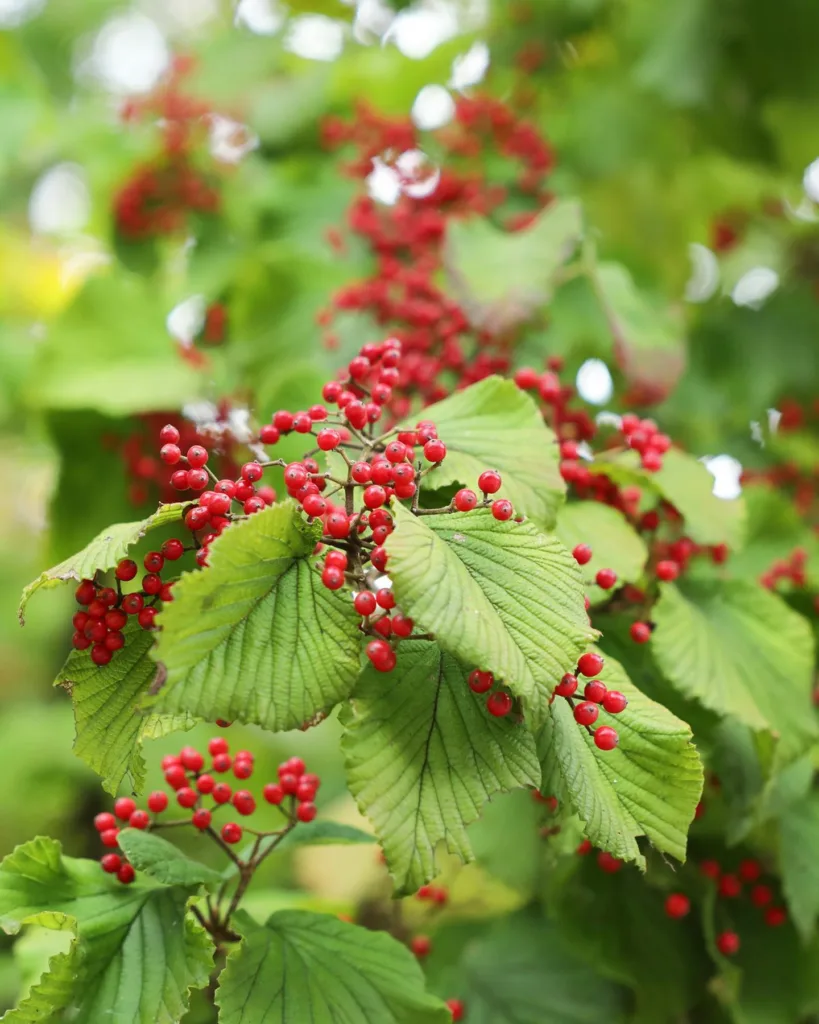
[105,609,127,631]
[212,753,232,773]
[351,462,372,484]
[297,802,317,823]
[260,424,280,445]
[665,893,690,919]
[572,544,593,565]
[122,593,144,615]
[423,439,446,462]
[233,790,256,815]
[208,737,229,756]
[192,808,212,830]
[187,469,209,491]
[719,874,742,899]
[221,822,243,844]
[446,999,465,1022]
[487,691,513,717]
[363,485,387,509]
[574,701,599,726]
[180,747,204,772]
[171,469,190,491]
[478,470,502,494]
[453,488,478,512]
[597,851,622,873]
[100,828,119,848]
[716,931,740,956]
[196,774,215,794]
[584,680,607,703]
[117,863,135,884]
[273,410,294,432]
[322,566,345,590]
[115,559,138,582]
[213,783,232,804]
[642,451,663,472]
[161,537,185,561]
[468,669,494,693]
[411,936,431,958]
[765,906,787,927]
[160,443,182,465]
[114,797,136,821]
[392,614,414,638]
[101,853,122,874]
[366,639,396,672]
[165,764,188,790]
[263,783,284,805]
[354,591,377,616]
[602,690,628,714]
[594,726,619,750]
[700,859,721,880]
[242,462,263,483]
[187,445,209,468]
[279,772,299,795]
[285,757,306,776]
[595,568,618,590]
[376,588,395,610]
[91,644,113,666]
[738,859,761,883]
[555,673,578,697]
[578,653,604,677]
[491,499,514,521]
[296,779,317,802]
[147,791,168,813]
[94,812,117,832]
[751,884,772,907]
[630,621,651,644]
[128,810,150,830]
[233,759,253,780]
[159,424,180,445]
[656,560,680,582]
[177,787,198,809]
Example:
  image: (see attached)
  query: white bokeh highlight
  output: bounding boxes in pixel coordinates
[29,164,91,236]
[731,267,779,309]
[803,158,819,204]
[449,40,490,91]
[167,295,206,345]
[685,243,719,303]
[576,359,614,406]
[234,0,286,34]
[367,158,402,206]
[412,85,456,130]
[208,115,259,165]
[88,13,170,94]
[383,4,459,60]
[285,15,345,61]
[0,0,43,28]
[702,455,743,500]
[395,149,440,198]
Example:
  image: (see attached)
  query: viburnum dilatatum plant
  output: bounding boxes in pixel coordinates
[8,10,819,1021]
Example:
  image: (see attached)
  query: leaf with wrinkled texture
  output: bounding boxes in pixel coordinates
[651,579,816,762]
[19,503,185,621]
[153,502,361,731]
[386,504,595,730]
[341,641,540,894]
[405,376,564,529]
[216,909,450,1023]
[538,650,702,866]
[117,829,223,888]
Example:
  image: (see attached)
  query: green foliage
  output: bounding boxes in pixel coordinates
[409,376,565,529]
[341,641,540,894]
[54,622,163,794]
[651,580,816,761]
[556,502,648,604]
[116,830,223,888]
[0,837,212,1023]
[386,505,595,729]
[444,200,583,333]
[154,502,361,731]
[217,910,450,1023]
[538,651,703,866]
[19,503,184,620]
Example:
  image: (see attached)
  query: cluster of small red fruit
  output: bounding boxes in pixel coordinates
[552,652,625,751]
[92,738,320,883]
[115,56,219,240]
[70,546,180,665]
[701,856,787,947]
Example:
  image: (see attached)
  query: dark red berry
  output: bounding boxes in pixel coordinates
[765,907,787,927]
[297,802,317,823]
[233,759,253,780]
[192,808,212,830]
[212,753,232,773]
[665,893,690,919]
[555,673,578,697]
[577,653,604,677]
[719,874,742,898]
[101,853,122,874]
[738,859,761,883]
[117,863,135,884]
[597,851,622,873]
[233,790,256,815]
[221,822,243,844]
[213,783,232,804]
[91,644,113,666]
[468,669,493,693]
[716,931,740,956]
[366,639,396,672]
[630,621,651,644]
[162,538,185,561]
[751,884,772,907]
[487,691,513,717]
[411,936,431,958]
[115,559,138,582]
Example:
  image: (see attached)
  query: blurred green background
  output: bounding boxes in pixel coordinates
[2,0,819,1015]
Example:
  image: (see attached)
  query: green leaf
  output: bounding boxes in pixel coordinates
[27,273,205,416]
[216,909,450,1023]
[1,933,83,1023]
[555,502,648,604]
[386,505,595,730]
[341,641,541,894]
[153,502,361,731]
[117,829,223,888]
[551,860,710,1020]
[0,837,212,1023]
[54,622,161,794]
[444,199,583,333]
[19,502,185,621]
[537,650,702,866]
[431,912,627,1023]
[591,447,746,550]
[778,791,819,941]
[591,262,686,404]
[405,376,565,529]
[651,580,817,761]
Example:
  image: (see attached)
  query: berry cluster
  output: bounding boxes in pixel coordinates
[700,856,787,932]
[760,545,808,591]
[552,652,625,751]
[70,545,179,664]
[467,669,515,719]
[316,94,556,411]
[92,737,320,883]
[115,56,219,240]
